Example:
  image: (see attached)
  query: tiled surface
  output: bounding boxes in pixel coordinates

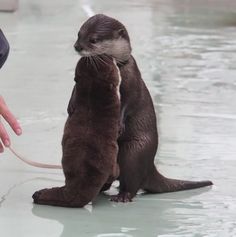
[1,0,236,236]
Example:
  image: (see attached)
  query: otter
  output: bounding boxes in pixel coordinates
[32,55,121,207]
[73,14,213,202]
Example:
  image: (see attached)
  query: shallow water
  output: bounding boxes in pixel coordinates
[1,0,236,236]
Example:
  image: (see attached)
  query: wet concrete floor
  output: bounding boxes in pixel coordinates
[1,0,236,236]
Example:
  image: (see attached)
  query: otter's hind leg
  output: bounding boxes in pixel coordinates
[33,142,109,207]
[110,139,155,202]
[33,171,109,208]
[33,186,81,207]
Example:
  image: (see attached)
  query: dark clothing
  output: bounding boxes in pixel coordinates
[0,29,10,69]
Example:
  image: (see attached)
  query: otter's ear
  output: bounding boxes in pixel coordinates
[118,29,125,37]
[114,29,125,38]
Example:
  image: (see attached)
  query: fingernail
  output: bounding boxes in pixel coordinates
[4,140,10,147]
[16,128,22,135]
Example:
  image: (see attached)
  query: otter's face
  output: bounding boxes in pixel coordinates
[74,14,132,62]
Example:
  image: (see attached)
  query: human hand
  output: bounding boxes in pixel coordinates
[0,96,22,153]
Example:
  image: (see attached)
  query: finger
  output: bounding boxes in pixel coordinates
[0,121,10,147]
[2,110,22,135]
[0,141,3,153]
[0,95,7,110]
[0,98,22,136]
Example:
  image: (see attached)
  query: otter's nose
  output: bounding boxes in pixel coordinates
[74,42,83,52]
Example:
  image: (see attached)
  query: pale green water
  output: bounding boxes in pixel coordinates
[1,0,236,236]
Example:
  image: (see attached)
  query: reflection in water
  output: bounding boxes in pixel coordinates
[31,187,211,237]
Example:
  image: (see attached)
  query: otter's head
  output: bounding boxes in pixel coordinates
[74,14,132,63]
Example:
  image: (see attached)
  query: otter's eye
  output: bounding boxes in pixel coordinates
[89,38,98,44]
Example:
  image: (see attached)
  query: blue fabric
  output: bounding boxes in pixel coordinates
[0,29,10,69]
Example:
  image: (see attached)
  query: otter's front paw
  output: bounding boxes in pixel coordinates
[110,192,133,202]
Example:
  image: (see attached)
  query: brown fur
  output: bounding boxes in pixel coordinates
[74,14,213,203]
[33,55,121,207]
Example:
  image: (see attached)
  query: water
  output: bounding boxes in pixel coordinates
[0,0,236,236]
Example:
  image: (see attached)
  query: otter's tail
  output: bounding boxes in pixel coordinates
[144,166,213,193]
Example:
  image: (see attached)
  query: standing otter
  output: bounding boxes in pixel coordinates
[74,14,213,202]
[33,55,121,207]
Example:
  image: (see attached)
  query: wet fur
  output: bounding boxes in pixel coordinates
[33,56,121,207]
[75,14,213,202]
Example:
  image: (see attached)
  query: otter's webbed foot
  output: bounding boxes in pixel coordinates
[33,187,82,207]
[33,187,69,207]
[110,192,133,203]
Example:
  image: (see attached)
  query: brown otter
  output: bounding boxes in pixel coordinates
[74,14,213,202]
[32,55,121,207]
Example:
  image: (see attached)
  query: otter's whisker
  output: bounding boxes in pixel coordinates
[88,56,94,70]
[95,55,109,67]
[102,54,114,63]
[85,56,89,67]
[113,57,122,64]
[93,56,99,71]
[91,56,99,72]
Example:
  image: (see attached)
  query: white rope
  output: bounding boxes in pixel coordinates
[8,146,62,169]
[6,1,96,170]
